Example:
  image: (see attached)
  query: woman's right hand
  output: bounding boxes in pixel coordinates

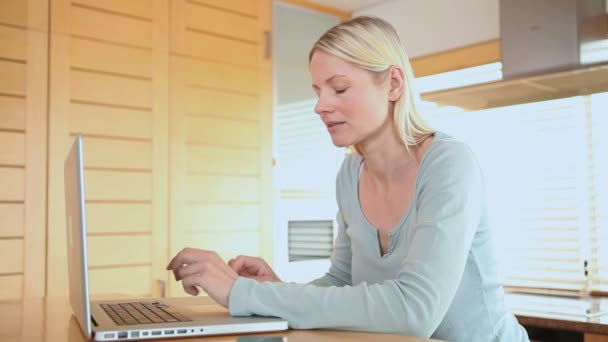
[228,255,282,282]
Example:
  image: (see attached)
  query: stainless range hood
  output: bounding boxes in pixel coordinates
[421,0,608,110]
[501,0,606,79]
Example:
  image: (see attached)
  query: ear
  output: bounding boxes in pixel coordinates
[387,66,405,102]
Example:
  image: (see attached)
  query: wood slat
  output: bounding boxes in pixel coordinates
[189,0,258,17]
[187,204,259,232]
[73,0,153,20]
[82,137,152,170]
[70,5,153,48]
[0,25,26,61]
[185,2,258,42]
[183,87,259,121]
[186,116,259,147]
[0,60,25,96]
[0,0,27,27]
[0,239,23,274]
[0,275,22,300]
[87,235,150,267]
[85,170,152,201]
[0,203,24,238]
[174,232,259,261]
[187,145,260,175]
[0,132,25,166]
[0,96,25,131]
[411,39,501,77]
[0,301,21,336]
[70,37,153,78]
[0,168,24,201]
[176,57,258,94]
[87,203,151,234]
[184,30,257,67]
[90,266,151,296]
[69,102,152,139]
[70,70,152,109]
[186,174,259,203]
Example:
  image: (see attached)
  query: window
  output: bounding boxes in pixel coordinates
[425,92,607,294]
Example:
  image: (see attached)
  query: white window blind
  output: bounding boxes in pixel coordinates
[275,100,343,270]
[425,95,599,292]
[590,92,608,293]
[288,220,334,261]
[276,99,343,201]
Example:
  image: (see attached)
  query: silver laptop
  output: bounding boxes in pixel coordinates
[64,134,288,341]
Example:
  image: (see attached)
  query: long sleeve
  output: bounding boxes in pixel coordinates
[228,143,484,337]
[308,210,352,287]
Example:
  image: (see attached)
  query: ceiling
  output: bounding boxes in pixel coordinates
[304,0,387,12]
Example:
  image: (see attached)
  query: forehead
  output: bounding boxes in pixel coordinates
[309,51,362,82]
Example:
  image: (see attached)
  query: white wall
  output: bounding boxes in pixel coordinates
[274,3,340,105]
[355,0,608,58]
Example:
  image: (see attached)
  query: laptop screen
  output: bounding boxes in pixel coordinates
[64,134,93,338]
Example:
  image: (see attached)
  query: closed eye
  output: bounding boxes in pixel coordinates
[335,88,348,95]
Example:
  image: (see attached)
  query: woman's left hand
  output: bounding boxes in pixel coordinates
[166,248,238,308]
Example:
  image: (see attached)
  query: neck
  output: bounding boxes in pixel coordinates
[358,122,419,187]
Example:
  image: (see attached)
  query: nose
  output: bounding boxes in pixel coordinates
[314,93,334,115]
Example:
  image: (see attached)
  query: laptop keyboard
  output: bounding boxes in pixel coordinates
[100,302,191,326]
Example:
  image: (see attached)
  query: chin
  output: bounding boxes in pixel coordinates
[330,137,353,148]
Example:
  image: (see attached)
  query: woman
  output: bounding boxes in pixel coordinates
[166,16,530,341]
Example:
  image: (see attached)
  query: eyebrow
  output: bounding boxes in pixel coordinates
[312,74,347,88]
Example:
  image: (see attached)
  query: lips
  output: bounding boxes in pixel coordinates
[325,121,345,133]
[326,121,345,128]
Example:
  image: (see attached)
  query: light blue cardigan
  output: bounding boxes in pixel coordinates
[229,132,529,342]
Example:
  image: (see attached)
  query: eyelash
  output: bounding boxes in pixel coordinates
[335,88,348,95]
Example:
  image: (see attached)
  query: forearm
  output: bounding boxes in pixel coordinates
[229,277,441,337]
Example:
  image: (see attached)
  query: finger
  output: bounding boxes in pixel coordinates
[181,275,200,296]
[229,255,257,273]
[169,248,207,274]
[175,263,201,281]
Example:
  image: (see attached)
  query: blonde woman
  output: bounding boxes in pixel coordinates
[167,16,530,341]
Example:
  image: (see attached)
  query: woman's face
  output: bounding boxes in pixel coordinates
[310,50,391,148]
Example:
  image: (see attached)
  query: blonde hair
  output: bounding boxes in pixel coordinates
[309,16,434,153]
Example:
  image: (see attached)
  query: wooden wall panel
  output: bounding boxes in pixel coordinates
[0,302,21,338]
[184,31,257,67]
[73,0,153,19]
[70,37,153,78]
[183,87,259,120]
[169,0,272,296]
[70,70,152,108]
[186,116,260,147]
[189,0,258,17]
[87,203,151,234]
[185,2,258,42]
[87,236,151,267]
[0,25,26,60]
[187,175,260,203]
[0,61,26,95]
[90,266,152,296]
[0,132,25,166]
[82,137,152,170]
[68,103,152,139]
[0,240,24,274]
[187,145,260,175]
[0,203,24,238]
[0,168,25,201]
[70,4,153,48]
[0,97,25,130]
[47,0,168,297]
[0,0,27,28]
[187,204,260,232]
[0,275,23,300]
[85,170,152,201]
